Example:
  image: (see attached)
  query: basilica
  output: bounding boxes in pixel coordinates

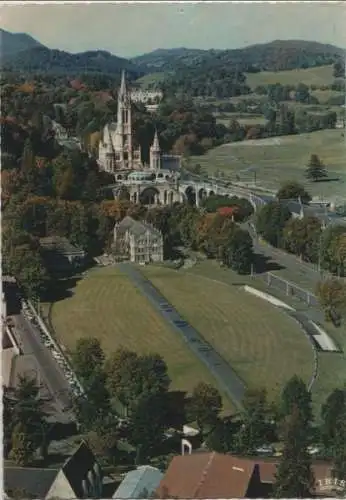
[98,71,180,174]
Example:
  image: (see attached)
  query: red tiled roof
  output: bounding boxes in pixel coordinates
[156,452,333,499]
[156,452,255,499]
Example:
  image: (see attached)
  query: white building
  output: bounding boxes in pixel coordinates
[98,71,180,174]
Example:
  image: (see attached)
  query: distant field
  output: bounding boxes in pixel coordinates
[191,129,346,199]
[49,267,230,405]
[310,89,345,104]
[214,112,267,127]
[136,72,167,89]
[245,65,335,89]
[141,265,314,402]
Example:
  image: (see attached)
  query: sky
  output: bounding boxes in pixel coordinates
[1,2,346,58]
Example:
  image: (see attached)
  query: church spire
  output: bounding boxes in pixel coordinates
[119,70,127,96]
[152,128,160,151]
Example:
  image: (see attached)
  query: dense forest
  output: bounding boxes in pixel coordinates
[132,40,345,72]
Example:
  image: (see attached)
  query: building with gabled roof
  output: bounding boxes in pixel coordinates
[4,441,103,499]
[113,465,163,499]
[156,451,334,499]
[113,215,164,263]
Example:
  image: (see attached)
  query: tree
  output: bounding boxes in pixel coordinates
[295,83,311,103]
[106,349,170,414]
[138,353,171,397]
[321,389,346,453]
[129,393,168,463]
[205,417,239,453]
[188,382,222,435]
[72,337,105,381]
[9,422,36,466]
[283,216,322,263]
[316,278,346,323]
[86,412,119,459]
[222,227,254,274]
[306,154,328,182]
[281,376,312,426]
[274,407,314,498]
[106,348,140,411]
[276,182,311,204]
[320,225,346,276]
[332,403,346,485]
[234,389,271,455]
[256,201,291,247]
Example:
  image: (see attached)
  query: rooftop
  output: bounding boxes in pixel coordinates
[39,236,84,256]
[116,216,162,238]
[62,440,102,498]
[4,467,59,498]
[113,465,163,499]
[156,452,333,499]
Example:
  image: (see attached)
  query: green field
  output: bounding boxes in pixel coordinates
[191,129,346,199]
[140,265,314,403]
[214,112,267,127]
[245,65,335,89]
[136,72,167,89]
[180,259,346,415]
[49,267,232,408]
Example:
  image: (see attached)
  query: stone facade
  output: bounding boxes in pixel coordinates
[98,71,180,176]
[113,216,164,263]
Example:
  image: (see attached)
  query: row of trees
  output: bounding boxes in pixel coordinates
[72,338,346,496]
[256,183,346,322]
[71,337,224,465]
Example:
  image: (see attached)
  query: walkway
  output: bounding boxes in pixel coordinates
[117,263,246,410]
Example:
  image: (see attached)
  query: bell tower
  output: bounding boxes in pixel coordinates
[150,129,161,171]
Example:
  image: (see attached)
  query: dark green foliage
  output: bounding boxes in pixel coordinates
[222,227,254,274]
[133,40,343,73]
[306,154,328,182]
[5,375,47,464]
[281,376,313,426]
[274,407,314,498]
[332,403,346,483]
[188,382,222,435]
[129,393,169,462]
[333,60,345,78]
[276,181,311,204]
[3,46,144,78]
[256,201,291,247]
[321,389,346,453]
[72,337,105,380]
[234,389,272,455]
[106,348,171,413]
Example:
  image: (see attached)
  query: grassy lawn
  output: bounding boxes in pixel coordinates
[190,129,346,199]
[140,264,314,404]
[48,266,233,411]
[245,65,335,89]
[183,260,346,416]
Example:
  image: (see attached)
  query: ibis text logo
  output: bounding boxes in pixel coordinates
[317,477,346,495]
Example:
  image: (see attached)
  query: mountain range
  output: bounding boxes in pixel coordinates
[1,28,344,76]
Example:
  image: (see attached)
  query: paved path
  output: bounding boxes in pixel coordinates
[118,263,246,410]
[12,313,72,417]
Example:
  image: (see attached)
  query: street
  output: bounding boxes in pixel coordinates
[11,312,73,418]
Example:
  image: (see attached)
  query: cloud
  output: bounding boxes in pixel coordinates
[1,2,345,57]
